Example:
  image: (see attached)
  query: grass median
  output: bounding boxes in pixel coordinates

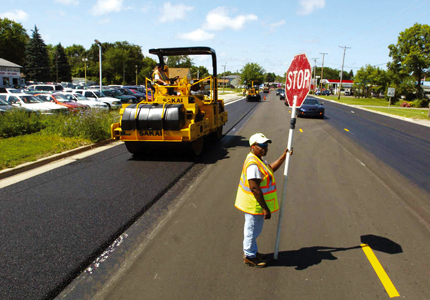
[0,109,120,171]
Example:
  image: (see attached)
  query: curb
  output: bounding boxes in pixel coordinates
[0,139,118,180]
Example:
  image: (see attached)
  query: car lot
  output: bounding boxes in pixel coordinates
[35,93,89,113]
[1,93,69,114]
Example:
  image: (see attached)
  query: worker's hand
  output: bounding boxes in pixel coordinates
[263,208,271,220]
[290,147,293,155]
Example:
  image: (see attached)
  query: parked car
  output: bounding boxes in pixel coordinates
[27,84,64,92]
[0,95,16,114]
[35,93,89,113]
[102,89,136,104]
[4,93,69,114]
[55,92,109,110]
[276,88,283,95]
[121,87,145,101]
[73,89,122,109]
[296,98,325,118]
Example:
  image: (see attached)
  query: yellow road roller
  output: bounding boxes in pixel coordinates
[111,47,228,156]
[245,81,261,102]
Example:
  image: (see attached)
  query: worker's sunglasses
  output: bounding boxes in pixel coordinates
[255,143,268,149]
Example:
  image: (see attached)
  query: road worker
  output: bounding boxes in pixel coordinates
[235,133,292,267]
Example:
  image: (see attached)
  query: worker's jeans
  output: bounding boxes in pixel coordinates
[243,213,264,258]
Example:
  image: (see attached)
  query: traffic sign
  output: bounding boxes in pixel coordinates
[285,53,312,107]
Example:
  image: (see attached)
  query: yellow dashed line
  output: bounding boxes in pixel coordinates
[344,128,350,132]
[299,129,303,133]
[361,244,400,298]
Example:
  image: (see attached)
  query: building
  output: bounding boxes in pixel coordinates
[0,58,24,87]
[321,79,354,94]
[169,68,191,81]
[224,75,241,88]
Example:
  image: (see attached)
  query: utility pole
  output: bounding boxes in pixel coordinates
[338,46,351,100]
[82,58,88,86]
[222,62,226,94]
[319,53,328,93]
[312,58,318,94]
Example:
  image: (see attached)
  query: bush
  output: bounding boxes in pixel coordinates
[400,101,412,107]
[41,109,119,143]
[0,109,45,138]
[410,99,429,108]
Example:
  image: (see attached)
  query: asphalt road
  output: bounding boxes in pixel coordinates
[82,92,429,300]
[0,97,258,300]
[1,92,429,299]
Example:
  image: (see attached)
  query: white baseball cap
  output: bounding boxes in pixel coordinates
[249,133,272,146]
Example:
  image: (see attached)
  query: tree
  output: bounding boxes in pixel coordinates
[140,56,157,80]
[241,63,265,86]
[0,18,29,66]
[265,72,276,83]
[51,44,72,82]
[25,26,51,82]
[388,23,430,99]
[65,44,87,78]
[166,55,193,68]
[190,65,209,79]
[353,65,389,98]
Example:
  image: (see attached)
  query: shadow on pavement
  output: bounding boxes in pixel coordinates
[129,134,250,164]
[266,235,402,270]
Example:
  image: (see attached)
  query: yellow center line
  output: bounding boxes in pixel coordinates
[299,128,303,133]
[344,128,349,132]
[361,244,400,298]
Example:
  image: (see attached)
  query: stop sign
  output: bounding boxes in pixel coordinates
[285,53,311,107]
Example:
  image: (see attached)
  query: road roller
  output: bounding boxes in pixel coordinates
[111,46,228,156]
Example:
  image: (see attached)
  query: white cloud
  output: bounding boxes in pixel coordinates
[178,29,214,41]
[54,0,79,5]
[203,7,258,31]
[0,9,29,22]
[270,20,286,29]
[298,0,326,15]
[159,2,194,23]
[91,0,126,16]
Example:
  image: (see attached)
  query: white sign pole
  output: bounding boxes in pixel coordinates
[274,95,297,260]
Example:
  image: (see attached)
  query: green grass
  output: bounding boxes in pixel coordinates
[362,107,429,119]
[319,95,402,107]
[0,110,120,171]
[0,134,91,170]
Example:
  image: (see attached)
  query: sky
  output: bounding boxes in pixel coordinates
[1,0,430,77]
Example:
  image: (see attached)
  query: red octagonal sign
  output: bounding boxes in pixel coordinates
[285,53,311,107]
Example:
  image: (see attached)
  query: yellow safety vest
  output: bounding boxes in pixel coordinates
[152,69,169,83]
[234,152,279,215]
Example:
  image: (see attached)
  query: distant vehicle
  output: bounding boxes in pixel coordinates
[119,87,145,101]
[0,95,16,114]
[4,88,23,93]
[4,93,69,114]
[296,98,325,118]
[276,88,283,95]
[27,84,64,92]
[35,93,89,113]
[73,89,122,109]
[245,81,261,102]
[102,89,136,104]
[279,90,285,101]
[56,92,109,110]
